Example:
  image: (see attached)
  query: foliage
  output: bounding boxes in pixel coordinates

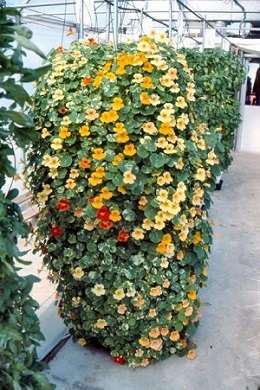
[26,32,222,368]
[0,7,54,389]
[181,47,246,171]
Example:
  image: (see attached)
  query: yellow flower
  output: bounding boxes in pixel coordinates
[72,267,84,280]
[100,110,119,123]
[79,125,90,137]
[175,96,187,109]
[140,76,154,89]
[157,109,172,123]
[142,122,157,135]
[74,207,83,218]
[41,127,50,138]
[92,148,106,160]
[123,143,136,156]
[91,196,104,209]
[138,337,150,347]
[150,94,161,106]
[156,189,168,203]
[88,172,103,186]
[51,138,63,150]
[48,168,58,179]
[131,228,145,240]
[135,349,144,357]
[65,178,76,189]
[111,97,124,110]
[61,116,72,126]
[42,184,52,195]
[142,218,154,230]
[109,209,121,222]
[160,75,173,87]
[116,130,129,143]
[100,186,113,200]
[143,61,154,72]
[59,127,71,139]
[112,153,125,166]
[113,288,125,301]
[37,192,48,203]
[95,319,108,329]
[117,185,126,194]
[188,289,197,300]
[78,338,87,346]
[49,156,60,169]
[52,88,64,100]
[83,220,95,230]
[160,257,169,268]
[91,284,106,296]
[85,108,99,121]
[123,170,136,184]
[167,67,178,80]
[195,168,206,181]
[156,137,168,149]
[140,92,150,105]
[69,169,79,179]
[137,40,151,52]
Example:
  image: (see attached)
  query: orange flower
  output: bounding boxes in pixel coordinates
[187,349,197,360]
[188,290,197,300]
[169,331,180,341]
[149,327,160,338]
[123,144,136,156]
[79,158,91,169]
[140,92,150,105]
[92,148,106,160]
[150,338,163,351]
[81,76,92,86]
[134,295,144,308]
[98,220,113,229]
[139,337,150,348]
[150,286,162,297]
[160,327,169,337]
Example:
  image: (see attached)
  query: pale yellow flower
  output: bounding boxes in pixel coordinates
[156,137,168,149]
[52,88,64,101]
[156,189,168,203]
[72,267,84,280]
[150,94,161,106]
[157,109,172,123]
[123,170,136,184]
[92,284,106,296]
[132,73,143,83]
[42,184,52,195]
[83,220,95,231]
[85,108,99,121]
[113,288,125,301]
[160,257,169,268]
[195,168,206,181]
[142,122,157,135]
[117,304,127,314]
[175,96,187,109]
[95,319,108,329]
[131,228,145,240]
[41,127,50,138]
[65,178,76,189]
[61,116,72,126]
[78,338,87,346]
[142,218,154,230]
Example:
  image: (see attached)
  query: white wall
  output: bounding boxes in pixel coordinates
[237,105,260,154]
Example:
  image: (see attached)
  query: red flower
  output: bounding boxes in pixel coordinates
[56,198,70,211]
[59,107,68,115]
[113,356,126,364]
[118,229,130,242]
[96,206,110,221]
[51,225,63,237]
[98,221,113,230]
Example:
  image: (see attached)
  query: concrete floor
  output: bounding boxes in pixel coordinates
[42,151,260,390]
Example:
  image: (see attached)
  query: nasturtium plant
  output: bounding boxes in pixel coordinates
[181,47,246,171]
[26,31,222,367]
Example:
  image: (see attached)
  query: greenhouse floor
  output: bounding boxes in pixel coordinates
[40,151,260,390]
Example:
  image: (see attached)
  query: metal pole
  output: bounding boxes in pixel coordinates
[106,1,111,42]
[80,0,84,39]
[169,0,172,38]
[15,1,75,8]
[113,0,118,50]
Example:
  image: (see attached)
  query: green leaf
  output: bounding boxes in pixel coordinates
[21,64,52,82]
[149,153,169,168]
[149,230,163,243]
[4,110,33,127]
[14,33,46,59]
[122,209,136,221]
[59,154,73,167]
[2,79,31,106]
